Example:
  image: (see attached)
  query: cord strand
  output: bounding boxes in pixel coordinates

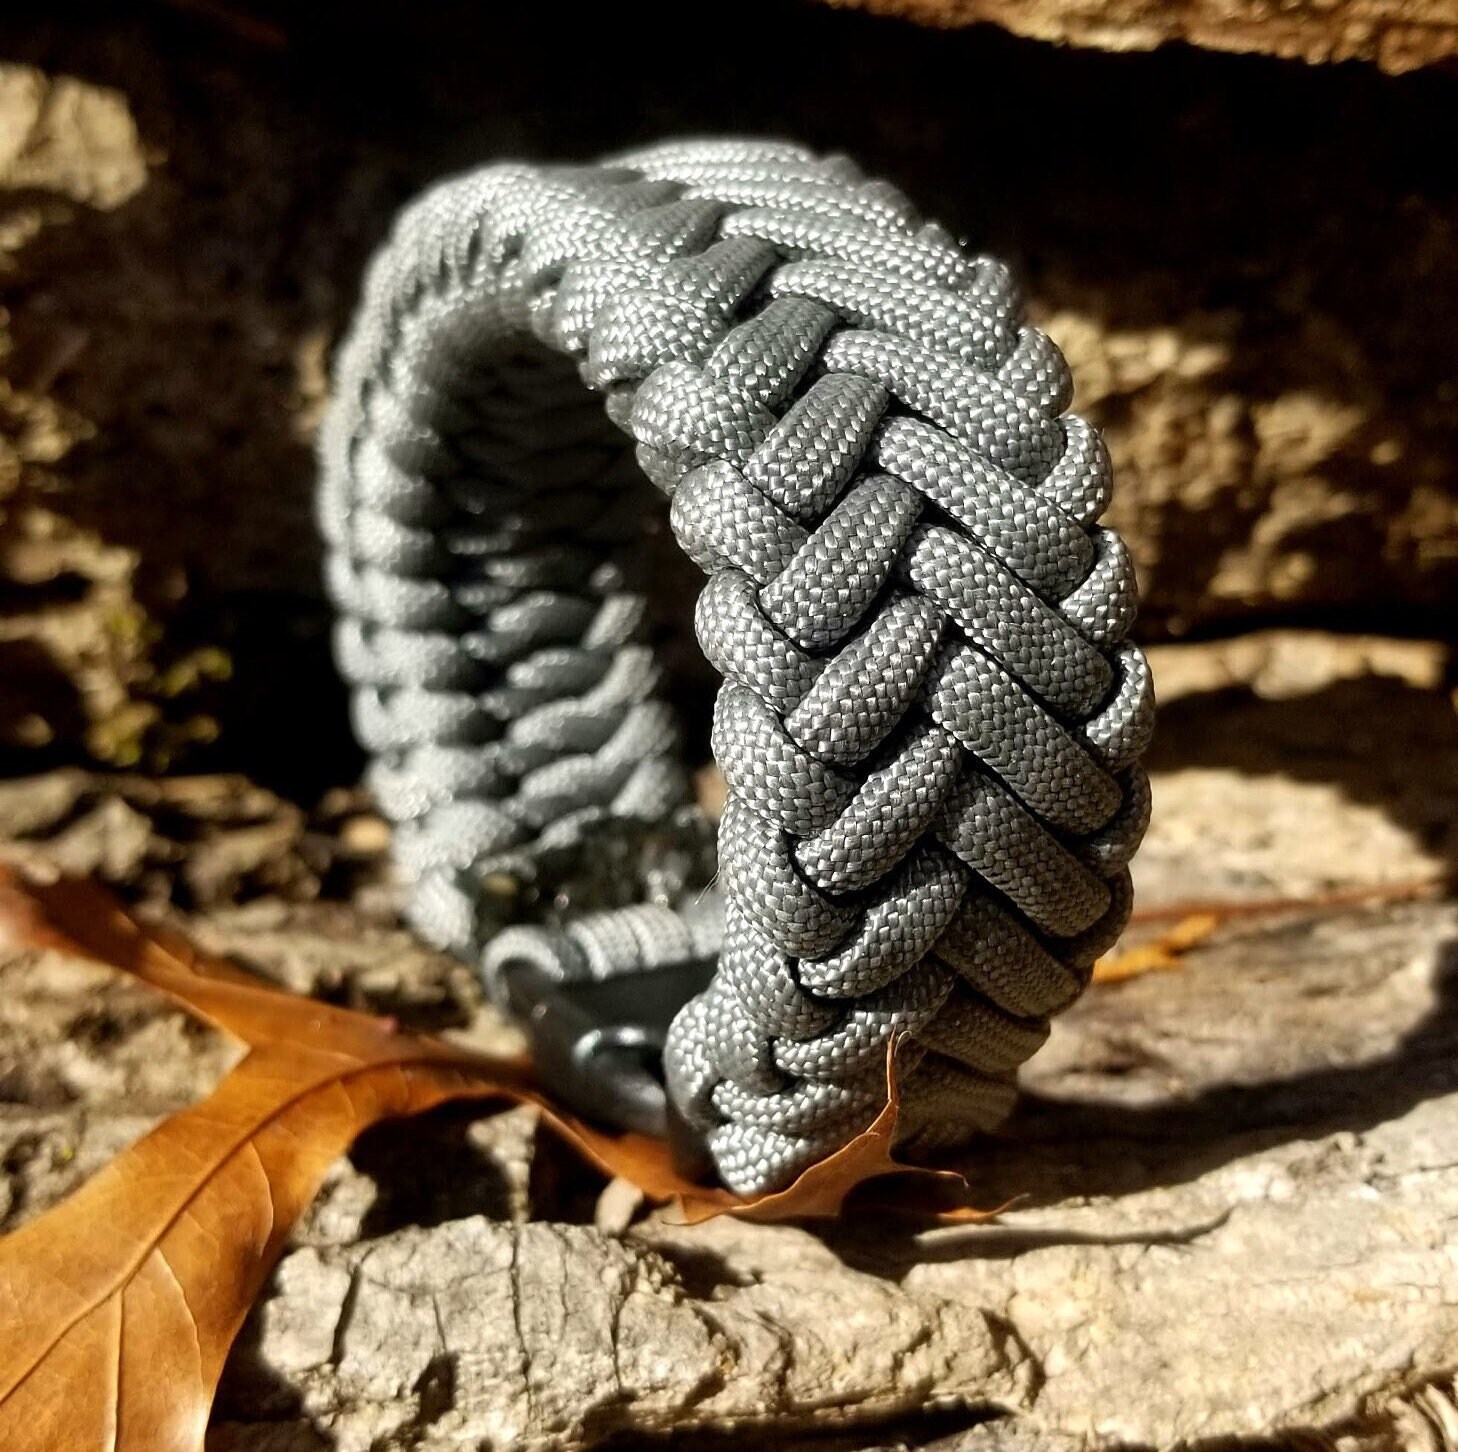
[321,139,1153,1194]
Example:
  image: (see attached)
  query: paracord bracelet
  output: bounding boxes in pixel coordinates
[319,139,1154,1195]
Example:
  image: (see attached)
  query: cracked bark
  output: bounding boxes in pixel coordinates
[202,638,1458,1451]
[3,635,1458,1450]
[192,891,1458,1452]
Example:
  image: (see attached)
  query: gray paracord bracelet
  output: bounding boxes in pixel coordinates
[318,139,1154,1195]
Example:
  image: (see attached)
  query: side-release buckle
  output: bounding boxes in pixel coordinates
[500,955,716,1158]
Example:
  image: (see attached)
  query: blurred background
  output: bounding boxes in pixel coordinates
[0,3,1454,879]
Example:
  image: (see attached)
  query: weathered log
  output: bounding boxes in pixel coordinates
[3,635,1455,1450]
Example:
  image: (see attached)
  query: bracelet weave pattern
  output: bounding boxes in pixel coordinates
[319,139,1154,1195]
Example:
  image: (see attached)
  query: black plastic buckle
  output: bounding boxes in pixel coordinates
[501,955,717,1174]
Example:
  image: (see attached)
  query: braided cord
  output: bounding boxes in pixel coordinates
[320,140,1154,1195]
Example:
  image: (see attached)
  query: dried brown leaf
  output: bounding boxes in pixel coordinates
[1126,874,1448,926]
[1092,911,1221,984]
[1098,878,1452,985]
[0,872,1001,1452]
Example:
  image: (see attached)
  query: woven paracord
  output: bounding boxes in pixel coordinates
[319,139,1154,1195]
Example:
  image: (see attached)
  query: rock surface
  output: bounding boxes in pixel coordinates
[0,11,1455,781]
[1137,631,1458,904]
[2,635,1457,1449]
[0,770,390,910]
[826,0,1458,74]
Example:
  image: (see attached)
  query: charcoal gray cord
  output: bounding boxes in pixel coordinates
[319,139,1154,1195]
